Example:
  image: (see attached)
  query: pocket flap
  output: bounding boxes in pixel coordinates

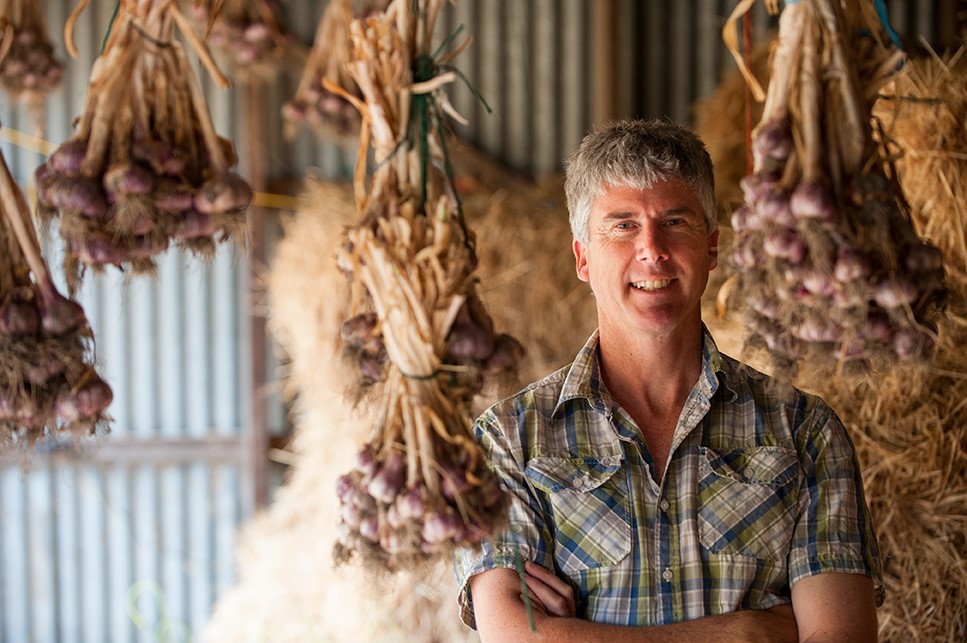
[524,455,623,493]
[701,446,800,486]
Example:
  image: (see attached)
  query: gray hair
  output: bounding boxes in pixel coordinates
[564,119,717,244]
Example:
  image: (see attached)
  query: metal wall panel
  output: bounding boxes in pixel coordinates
[440,0,593,173]
[438,0,948,174]
[1,2,258,642]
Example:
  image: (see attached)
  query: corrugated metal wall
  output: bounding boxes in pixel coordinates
[0,1,952,641]
[0,2,262,641]
[440,0,954,174]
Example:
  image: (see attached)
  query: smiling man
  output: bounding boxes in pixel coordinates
[454,119,883,642]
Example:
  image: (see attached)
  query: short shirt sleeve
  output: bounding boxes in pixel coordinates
[788,403,884,605]
[452,411,555,629]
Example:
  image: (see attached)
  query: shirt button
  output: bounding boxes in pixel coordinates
[662,567,673,582]
[659,499,670,512]
[744,467,755,479]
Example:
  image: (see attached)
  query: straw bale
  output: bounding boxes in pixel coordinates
[696,41,967,642]
[807,322,967,642]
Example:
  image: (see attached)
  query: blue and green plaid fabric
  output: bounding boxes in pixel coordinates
[454,329,882,628]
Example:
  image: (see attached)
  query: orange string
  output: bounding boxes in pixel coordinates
[743,9,754,176]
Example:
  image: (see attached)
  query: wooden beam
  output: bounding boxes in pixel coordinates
[592,0,618,126]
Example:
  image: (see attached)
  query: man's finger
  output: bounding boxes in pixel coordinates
[524,561,572,596]
[523,561,576,617]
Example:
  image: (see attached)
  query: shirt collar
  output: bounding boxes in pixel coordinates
[552,326,737,417]
[701,325,739,402]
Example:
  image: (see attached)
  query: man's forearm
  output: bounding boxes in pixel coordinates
[471,568,798,643]
[479,605,798,643]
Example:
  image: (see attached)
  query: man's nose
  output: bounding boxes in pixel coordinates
[635,225,668,262]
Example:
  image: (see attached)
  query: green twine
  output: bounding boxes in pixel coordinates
[403,23,489,258]
[100,2,121,54]
[515,549,538,633]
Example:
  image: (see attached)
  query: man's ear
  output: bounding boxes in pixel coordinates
[573,238,590,283]
[708,227,720,270]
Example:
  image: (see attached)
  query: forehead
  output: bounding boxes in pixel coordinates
[591,179,703,215]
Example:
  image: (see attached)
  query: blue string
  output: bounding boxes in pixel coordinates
[873,0,903,49]
[783,0,902,50]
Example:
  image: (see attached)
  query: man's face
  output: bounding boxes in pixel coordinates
[573,180,719,341]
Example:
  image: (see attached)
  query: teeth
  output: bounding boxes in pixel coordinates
[632,279,671,291]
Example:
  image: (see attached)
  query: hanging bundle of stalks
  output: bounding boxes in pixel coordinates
[331,0,521,570]
[34,0,251,292]
[281,0,384,143]
[0,0,64,108]
[189,0,292,80]
[722,0,947,377]
[0,142,111,453]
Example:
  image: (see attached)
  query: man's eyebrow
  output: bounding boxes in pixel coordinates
[662,206,700,217]
[600,206,698,220]
[600,211,635,221]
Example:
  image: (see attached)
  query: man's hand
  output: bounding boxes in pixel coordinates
[521,560,576,618]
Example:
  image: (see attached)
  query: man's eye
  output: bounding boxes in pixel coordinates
[664,218,683,226]
[614,222,632,230]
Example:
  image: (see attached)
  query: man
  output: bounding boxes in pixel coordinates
[454,119,882,641]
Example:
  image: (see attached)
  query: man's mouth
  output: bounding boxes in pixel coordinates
[631,279,672,291]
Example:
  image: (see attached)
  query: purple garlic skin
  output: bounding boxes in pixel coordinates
[353,443,378,480]
[834,247,872,283]
[873,279,917,309]
[54,375,113,421]
[0,295,40,336]
[753,119,793,164]
[194,173,253,215]
[481,334,525,376]
[757,189,796,228]
[104,162,154,197]
[49,176,109,219]
[37,290,87,337]
[367,451,406,504]
[173,210,217,241]
[47,139,88,176]
[763,229,806,264]
[790,181,836,223]
[447,321,495,361]
[422,509,462,545]
[904,243,944,276]
[397,486,425,519]
[340,313,382,354]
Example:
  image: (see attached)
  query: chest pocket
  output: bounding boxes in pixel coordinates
[697,446,800,561]
[525,455,631,573]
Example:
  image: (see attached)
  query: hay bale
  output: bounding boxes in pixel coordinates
[696,44,967,642]
[811,325,967,642]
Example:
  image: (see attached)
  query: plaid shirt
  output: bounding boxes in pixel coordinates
[454,329,882,628]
